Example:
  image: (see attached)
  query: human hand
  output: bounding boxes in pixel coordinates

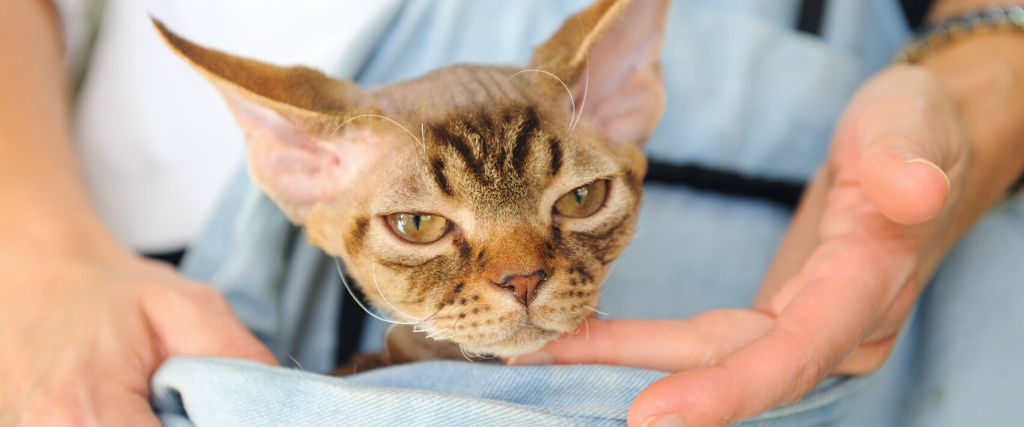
[0,244,277,426]
[509,55,1024,427]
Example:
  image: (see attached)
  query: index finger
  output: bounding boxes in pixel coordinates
[628,237,914,427]
[508,310,772,372]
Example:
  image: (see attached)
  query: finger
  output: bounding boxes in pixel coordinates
[860,134,951,225]
[21,381,162,427]
[95,384,166,427]
[628,241,907,427]
[833,332,897,375]
[144,283,278,366]
[833,272,922,374]
[507,310,772,371]
[756,167,830,303]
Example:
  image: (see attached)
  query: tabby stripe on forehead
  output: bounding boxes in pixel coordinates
[430,158,452,196]
[510,107,540,174]
[433,123,486,182]
[548,137,563,176]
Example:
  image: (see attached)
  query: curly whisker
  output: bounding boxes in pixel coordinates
[372,263,424,322]
[508,69,575,132]
[333,258,418,325]
[330,114,423,151]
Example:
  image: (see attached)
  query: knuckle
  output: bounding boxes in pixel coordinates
[835,336,896,375]
[23,390,91,427]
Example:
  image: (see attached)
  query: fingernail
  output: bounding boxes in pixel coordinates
[642,414,685,427]
[898,153,923,162]
[505,352,555,366]
[898,153,950,190]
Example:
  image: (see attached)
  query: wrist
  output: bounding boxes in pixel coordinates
[918,32,1024,195]
[0,197,133,269]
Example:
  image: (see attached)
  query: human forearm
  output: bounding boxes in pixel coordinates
[913,3,1024,253]
[0,0,123,260]
[920,32,1024,197]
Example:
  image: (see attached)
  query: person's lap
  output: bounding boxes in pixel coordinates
[164,0,1024,424]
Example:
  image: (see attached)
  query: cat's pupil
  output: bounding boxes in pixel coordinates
[414,215,422,230]
[574,187,588,205]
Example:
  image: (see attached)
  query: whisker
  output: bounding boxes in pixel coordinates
[435,331,458,341]
[372,263,424,322]
[333,258,418,325]
[416,306,446,325]
[583,317,591,342]
[411,314,455,333]
[425,327,452,340]
[288,355,304,371]
[569,15,591,135]
[583,305,608,316]
[556,327,575,342]
[385,68,405,117]
[330,114,422,147]
[508,69,575,132]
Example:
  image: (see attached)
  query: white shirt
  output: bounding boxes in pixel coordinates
[56,0,400,252]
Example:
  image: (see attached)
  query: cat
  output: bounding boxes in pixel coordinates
[154,0,668,368]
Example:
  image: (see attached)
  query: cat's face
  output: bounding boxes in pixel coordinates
[157,0,668,356]
[305,68,648,355]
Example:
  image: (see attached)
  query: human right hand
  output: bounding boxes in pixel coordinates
[0,1,276,425]
[0,246,277,427]
[509,29,1024,427]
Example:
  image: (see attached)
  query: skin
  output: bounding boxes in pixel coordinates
[509,1,1024,427]
[0,1,276,426]
[1,0,1021,426]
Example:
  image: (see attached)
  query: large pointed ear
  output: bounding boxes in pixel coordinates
[153,19,367,223]
[528,0,668,146]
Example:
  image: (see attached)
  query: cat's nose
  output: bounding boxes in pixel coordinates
[493,271,547,306]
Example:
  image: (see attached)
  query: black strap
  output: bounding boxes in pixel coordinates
[899,0,936,31]
[643,160,806,210]
[797,0,937,36]
[143,249,187,267]
[796,0,827,35]
[334,274,370,367]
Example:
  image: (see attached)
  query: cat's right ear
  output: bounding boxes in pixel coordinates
[527,0,669,147]
[153,19,366,223]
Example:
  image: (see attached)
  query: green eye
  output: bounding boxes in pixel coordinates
[386,213,449,243]
[554,180,608,218]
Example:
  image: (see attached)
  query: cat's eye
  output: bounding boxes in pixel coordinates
[554,180,608,218]
[386,213,449,243]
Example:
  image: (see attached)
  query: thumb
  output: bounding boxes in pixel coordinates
[859,134,951,225]
[144,283,278,366]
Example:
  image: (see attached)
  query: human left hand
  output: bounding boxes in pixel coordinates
[508,33,1024,426]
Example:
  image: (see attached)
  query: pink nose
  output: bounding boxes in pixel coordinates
[492,271,547,306]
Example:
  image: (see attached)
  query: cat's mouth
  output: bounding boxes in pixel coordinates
[439,305,589,357]
[454,322,567,357]
[408,272,602,357]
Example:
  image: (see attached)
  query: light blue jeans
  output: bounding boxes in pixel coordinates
[159,0,1024,425]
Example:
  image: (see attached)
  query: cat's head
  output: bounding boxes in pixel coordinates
[157,0,668,356]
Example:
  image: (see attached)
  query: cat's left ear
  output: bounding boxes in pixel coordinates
[527,0,669,146]
[153,19,368,223]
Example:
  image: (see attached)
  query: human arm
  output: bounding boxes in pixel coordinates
[0,0,276,425]
[507,1,1024,426]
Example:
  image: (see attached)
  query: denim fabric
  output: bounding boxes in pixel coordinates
[167,0,1024,425]
[153,358,865,426]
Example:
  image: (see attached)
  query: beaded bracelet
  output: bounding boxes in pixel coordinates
[894,5,1024,64]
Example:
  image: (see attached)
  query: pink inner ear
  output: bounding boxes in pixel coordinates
[223,92,330,209]
[569,0,667,146]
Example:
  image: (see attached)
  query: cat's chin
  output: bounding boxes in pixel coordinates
[455,325,565,357]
